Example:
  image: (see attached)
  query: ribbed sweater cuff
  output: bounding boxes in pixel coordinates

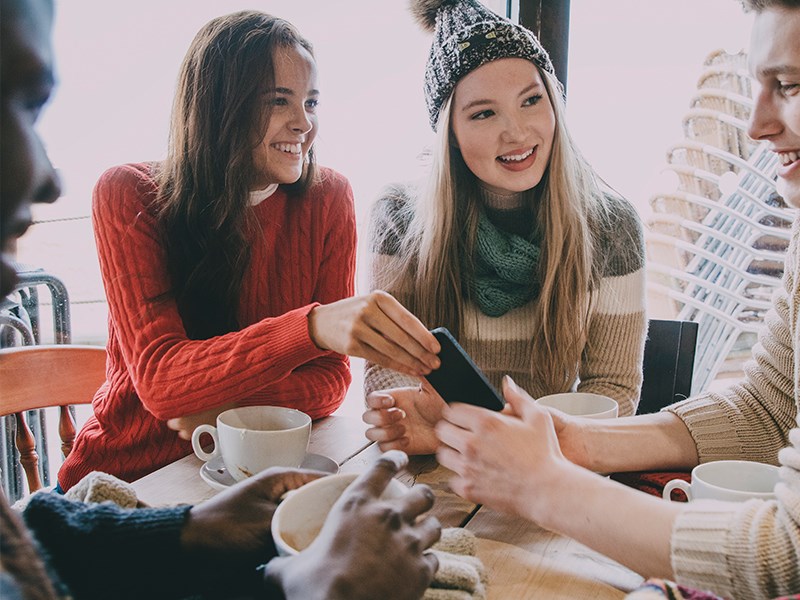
[270,303,329,364]
[663,394,744,462]
[670,499,756,599]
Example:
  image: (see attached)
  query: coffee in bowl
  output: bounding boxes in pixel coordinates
[271,472,409,556]
[191,406,311,482]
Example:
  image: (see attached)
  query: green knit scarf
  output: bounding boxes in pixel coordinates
[466,210,541,317]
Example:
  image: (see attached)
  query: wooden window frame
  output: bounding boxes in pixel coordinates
[508,0,571,95]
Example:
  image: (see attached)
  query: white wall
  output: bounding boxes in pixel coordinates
[567,0,753,215]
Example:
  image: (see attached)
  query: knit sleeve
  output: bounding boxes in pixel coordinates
[667,216,800,599]
[91,164,341,420]
[22,492,263,600]
[577,194,647,416]
[664,216,799,464]
[363,184,421,397]
[669,422,800,598]
[237,171,356,418]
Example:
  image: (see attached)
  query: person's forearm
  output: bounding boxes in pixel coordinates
[535,462,683,578]
[576,411,699,474]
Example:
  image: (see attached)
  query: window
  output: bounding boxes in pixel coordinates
[18,0,755,368]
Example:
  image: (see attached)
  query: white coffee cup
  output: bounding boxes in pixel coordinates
[191,406,311,482]
[271,472,409,556]
[662,460,780,502]
[536,392,619,419]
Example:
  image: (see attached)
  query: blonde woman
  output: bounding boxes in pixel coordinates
[363,0,647,455]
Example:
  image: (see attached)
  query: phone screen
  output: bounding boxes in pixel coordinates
[424,327,505,411]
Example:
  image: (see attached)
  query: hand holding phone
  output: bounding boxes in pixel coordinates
[423,327,505,411]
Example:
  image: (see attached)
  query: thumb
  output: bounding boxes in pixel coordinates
[502,376,539,420]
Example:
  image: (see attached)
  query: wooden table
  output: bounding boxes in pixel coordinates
[132,414,644,599]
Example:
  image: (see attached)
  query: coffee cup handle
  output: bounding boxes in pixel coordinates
[191,424,219,462]
[662,479,691,501]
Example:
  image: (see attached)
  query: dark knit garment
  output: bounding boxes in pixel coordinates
[411,0,556,129]
[465,209,541,317]
[0,491,266,599]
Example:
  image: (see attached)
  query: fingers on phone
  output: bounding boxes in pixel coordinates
[358,329,431,376]
[371,293,440,365]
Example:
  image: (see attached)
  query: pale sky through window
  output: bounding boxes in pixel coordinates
[22,0,753,344]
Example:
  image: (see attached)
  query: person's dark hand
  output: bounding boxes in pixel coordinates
[180,467,325,561]
[265,450,441,600]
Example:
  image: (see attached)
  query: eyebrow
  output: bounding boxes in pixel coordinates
[460,82,543,112]
[757,64,800,78]
[271,87,320,96]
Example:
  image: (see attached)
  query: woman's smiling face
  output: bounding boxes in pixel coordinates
[450,57,555,195]
[250,42,319,190]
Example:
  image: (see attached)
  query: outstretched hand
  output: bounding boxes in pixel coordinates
[362,381,446,455]
[266,450,441,600]
[181,467,326,561]
[308,290,440,377]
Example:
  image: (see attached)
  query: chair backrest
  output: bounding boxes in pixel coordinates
[638,319,699,414]
[0,344,106,494]
[647,48,790,391]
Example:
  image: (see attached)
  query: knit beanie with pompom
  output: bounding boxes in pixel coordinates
[411,0,556,130]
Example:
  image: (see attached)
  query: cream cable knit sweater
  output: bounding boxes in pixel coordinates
[666,216,800,599]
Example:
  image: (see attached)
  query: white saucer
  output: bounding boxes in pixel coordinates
[199,453,340,491]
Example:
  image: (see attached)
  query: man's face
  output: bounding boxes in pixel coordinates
[0,0,60,298]
[748,5,800,208]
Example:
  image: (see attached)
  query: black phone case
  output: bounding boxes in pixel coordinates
[424,327,505,411]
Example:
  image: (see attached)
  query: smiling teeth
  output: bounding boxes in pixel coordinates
[499,148,533,162]
[273,143,301,154]
[778,151,799,166]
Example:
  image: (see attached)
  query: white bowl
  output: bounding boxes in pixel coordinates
[536,392,619,419]
[271,472,409,556]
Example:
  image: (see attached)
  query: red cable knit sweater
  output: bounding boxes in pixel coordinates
[58,163,355,490]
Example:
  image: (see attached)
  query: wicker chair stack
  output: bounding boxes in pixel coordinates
[645,49,793,394]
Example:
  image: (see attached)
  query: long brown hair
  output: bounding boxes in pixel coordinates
[376,68,608,394]
[155,11,316,339]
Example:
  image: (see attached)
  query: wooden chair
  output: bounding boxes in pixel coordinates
[638,319,698,415]
[0,344,105,494]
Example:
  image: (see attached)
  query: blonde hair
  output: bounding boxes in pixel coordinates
[376,67,608,394]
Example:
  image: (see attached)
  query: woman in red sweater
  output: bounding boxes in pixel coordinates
[58,11,440,490]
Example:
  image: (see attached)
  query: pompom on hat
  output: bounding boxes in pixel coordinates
[412,0,556,130]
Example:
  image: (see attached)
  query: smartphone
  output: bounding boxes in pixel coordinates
[424,327,506,411]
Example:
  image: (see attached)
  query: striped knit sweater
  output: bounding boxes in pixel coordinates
[665,215,800,599]
[365,183,647,417]
[58,163,356,490]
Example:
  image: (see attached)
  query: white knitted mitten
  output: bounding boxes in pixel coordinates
[423,528,487,600]
[64,471,142,508]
